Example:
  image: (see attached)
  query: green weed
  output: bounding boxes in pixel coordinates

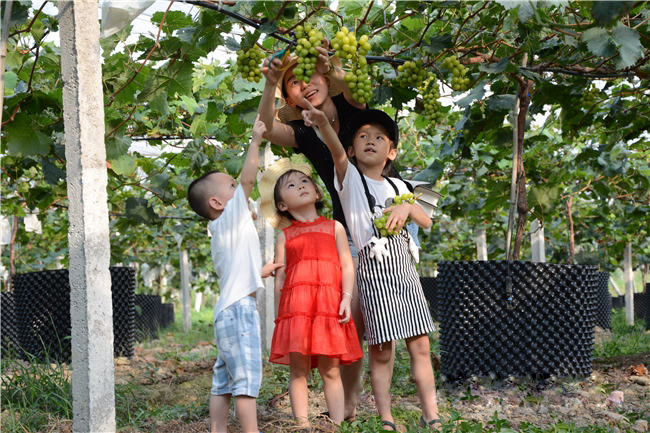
[0,350,73,433]
[594,309,650,358]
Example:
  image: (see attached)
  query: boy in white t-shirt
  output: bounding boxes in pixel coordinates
[188,115,282,433]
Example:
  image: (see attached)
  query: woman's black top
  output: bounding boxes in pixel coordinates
[286,93,364,228]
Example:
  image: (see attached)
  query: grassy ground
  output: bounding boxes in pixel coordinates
[1,308,649,432]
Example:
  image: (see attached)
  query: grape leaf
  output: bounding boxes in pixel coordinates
[110,154,137,176]
[581,27,616,57]
[125,197,158,224]
[455,83,487,108]
[422,34,453,54]
[591,1,636,26]
[5,113,51,157]
[611,24,643,69]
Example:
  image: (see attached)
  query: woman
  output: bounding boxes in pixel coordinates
[258,44,366,422]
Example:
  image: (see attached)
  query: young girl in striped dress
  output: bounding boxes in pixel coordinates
[302,102,441,431]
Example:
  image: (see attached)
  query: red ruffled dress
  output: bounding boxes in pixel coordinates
[269,217,363,367]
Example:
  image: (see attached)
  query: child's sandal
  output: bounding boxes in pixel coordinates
[420,415,442,430]
[381,420,398,431]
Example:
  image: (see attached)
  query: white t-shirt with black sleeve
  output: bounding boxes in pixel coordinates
[334,160,418,252]
[208,185,264,322]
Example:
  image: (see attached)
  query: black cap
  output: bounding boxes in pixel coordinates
[348,109,399,147]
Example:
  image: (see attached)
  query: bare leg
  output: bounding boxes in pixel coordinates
[317,355,344,423]
[210,394,231,433]
[289,352,311,427]
[368,341,395,429]
[234,395,259,433]
[405,334,439,423]
[339,255,363,420]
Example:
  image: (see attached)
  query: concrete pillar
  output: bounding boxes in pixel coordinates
[257,144,275,351]
[194,291,202,312]
[530,219,545,262]
[180,248,191,332]
[59,1,115,431]
[624,243,634,325]
[475,227,487,261]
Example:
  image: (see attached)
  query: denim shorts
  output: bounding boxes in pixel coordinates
[212,296,262,397]
[345,228,359,258]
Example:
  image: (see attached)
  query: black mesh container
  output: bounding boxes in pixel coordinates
[420,277,439,322]
[13,270,72,363]
[436,261,597,380]
[612,295,624,309]
[110,268,135,357]
[12,267,135,363]
[134,294,161,341]
[646,283,649,330]
[1,292,20,357]
[595,272,612,330]
[634,292,646,320]
[161,303,175,328]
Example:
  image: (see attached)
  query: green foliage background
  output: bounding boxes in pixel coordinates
[2,1,649,290]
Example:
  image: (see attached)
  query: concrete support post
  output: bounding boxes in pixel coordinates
[256,144,275,351]
[59,2,115,431]
[476,228,487,261]
[530,219,545,263]
[624,243,634,325]
[180,247,191,332]
[194,291,202,312]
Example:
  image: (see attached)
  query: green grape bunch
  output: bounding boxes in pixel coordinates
[579,85,599,108]
[332,27,373,104]
[396,59,427,87]
[441,55,470,91]
[418,72,443,123]
[235,46,265,83]
[293,22,323,84]
[373,193,416,237]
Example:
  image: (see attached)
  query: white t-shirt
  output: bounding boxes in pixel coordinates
[208,185,264,321]
[335,160,422,251]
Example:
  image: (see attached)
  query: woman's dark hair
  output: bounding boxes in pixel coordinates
[273,170,324,221]
[346,125,401,178]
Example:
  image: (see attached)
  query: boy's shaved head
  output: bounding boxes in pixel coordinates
[188,171,223,219]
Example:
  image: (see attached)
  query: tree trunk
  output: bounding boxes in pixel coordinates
[512,79,533,260]
[566,196,575,264]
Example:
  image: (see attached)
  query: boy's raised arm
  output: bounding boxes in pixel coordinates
[240,114,266,200]
[301,99,348,185]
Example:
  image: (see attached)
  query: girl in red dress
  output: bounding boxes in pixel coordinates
[259,158,363,427]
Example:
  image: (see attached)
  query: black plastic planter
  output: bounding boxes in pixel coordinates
[13,270,72,363]
[161,303,175,328]
[134,294,161,341]
[111,267,136,357]
[646,283,649,330]
[634,292,646,321]
[11,267,135,363]
[612,295,624,309]
[420,277,440,322]
[1,292,20,357]
[436,261,597,380]
[595,272,612,330]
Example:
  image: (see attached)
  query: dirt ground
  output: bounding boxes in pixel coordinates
[32,332,650,433]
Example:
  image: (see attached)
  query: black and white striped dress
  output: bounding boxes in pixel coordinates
[355,173,434,346]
